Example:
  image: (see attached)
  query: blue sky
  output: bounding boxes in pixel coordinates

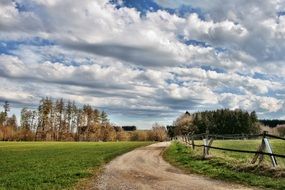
[1,0,285,128]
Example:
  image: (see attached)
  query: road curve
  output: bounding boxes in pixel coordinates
[95,142,256,190]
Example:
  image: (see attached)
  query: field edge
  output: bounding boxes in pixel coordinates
[0,141,153,190]
[73,142,153,190]
[162,141,285,190]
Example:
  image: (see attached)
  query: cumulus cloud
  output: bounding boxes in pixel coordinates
[0,0,285,127]
[219,93,284,113]
[0,0,43,39]
[155,0,285,64]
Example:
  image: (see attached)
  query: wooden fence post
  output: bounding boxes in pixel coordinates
[251,131,278,167]
[191,136,195,150]
[251,139,265,165]
[263,134,278,167]
[203,138,207,158]
[207,138,214,155]
[203,130,210,158]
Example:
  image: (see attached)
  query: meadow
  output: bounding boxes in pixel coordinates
[0,141,152,190]
[164,139,285,189]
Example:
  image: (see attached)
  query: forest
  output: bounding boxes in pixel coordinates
[259,119,285,128]
[168,109,260,137]
[0,98,167,141]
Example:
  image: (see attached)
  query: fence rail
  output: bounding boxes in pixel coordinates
[177,131,285,167]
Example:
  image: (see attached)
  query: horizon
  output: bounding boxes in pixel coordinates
[1,0,285,129]
[1,102,283,129]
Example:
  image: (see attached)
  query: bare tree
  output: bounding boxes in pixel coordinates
[36,97,53,140]
[173,112,197,136]
[152,123,167,141]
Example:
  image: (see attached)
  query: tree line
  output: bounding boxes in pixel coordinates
[0,98,168,141]
[168,109,260,137]
[259,119,285,128]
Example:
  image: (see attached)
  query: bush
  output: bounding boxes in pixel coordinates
[16,129,34,141]
[151,123,167,141]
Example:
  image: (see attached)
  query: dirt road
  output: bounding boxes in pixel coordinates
[95,142,256,190]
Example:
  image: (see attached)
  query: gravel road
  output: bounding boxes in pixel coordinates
[95,142,256,190]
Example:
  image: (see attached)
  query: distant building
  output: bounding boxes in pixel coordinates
[122,126,137,131]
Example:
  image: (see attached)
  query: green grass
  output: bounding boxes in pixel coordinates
[0,141,152,190]
[194,139,285,167]
[164,140,285,190]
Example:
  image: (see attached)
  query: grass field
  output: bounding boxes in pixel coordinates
[164,140,285,190]
[197,139,285,167]
[0,141,152,190]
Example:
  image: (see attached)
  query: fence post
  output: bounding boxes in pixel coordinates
[263,132,278,167]
[203,138,207,158]
[252,131,266,165]
[191,136,195,150]
[251,131,278,167]
[186,135,189,144]
[207,138,214,155]
[203,130,209,158]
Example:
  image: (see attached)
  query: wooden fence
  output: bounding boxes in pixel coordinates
[177,131,285,167]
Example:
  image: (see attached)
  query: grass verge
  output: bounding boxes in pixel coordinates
[163,141,285,190]
[0,141,152,190]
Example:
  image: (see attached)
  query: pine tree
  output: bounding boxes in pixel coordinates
[93,109,101,124]
[100,111,109,124]
[36,97,53,140]
[55,98,64,140]
[3,101,10,117]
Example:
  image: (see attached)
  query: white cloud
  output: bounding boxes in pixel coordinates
[0,0,285,127]
[219,93,283,112]
[0,0,43,39]
[182,13,248,45]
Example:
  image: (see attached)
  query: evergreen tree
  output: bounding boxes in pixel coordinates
[182,109,260,135]
[100,111,109,124]
[3,101,10,117]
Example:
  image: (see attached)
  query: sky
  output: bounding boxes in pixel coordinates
[1,0,285,128]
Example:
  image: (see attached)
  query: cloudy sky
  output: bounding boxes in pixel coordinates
[1,0,285,128]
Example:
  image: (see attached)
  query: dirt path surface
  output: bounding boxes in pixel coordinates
[95,142,256,190]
